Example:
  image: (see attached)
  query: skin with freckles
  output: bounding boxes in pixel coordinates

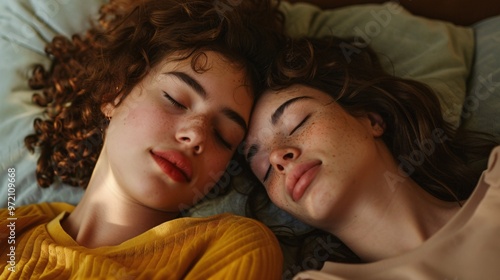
[245,84,460,261]
[242,36,498,267]
[62,51,253,248]
[246,85,387,230]
[102,51,251,212]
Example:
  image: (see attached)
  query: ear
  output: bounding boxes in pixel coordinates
[101,102,115,119]
[366,112,386,137]
[100,94,123,118]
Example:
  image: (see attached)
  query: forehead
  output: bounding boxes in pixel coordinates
[154,51,247,80]
[153,51,254,116]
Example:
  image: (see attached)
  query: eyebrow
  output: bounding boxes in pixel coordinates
[271,96,312,125]
[164,71,248,132]
[246,96,312,164]
[166,71,206,98]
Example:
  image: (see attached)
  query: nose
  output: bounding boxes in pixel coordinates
[176,117,207,154]
[269,147,300,173]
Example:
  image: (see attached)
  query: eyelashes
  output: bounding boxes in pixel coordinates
[163,91,187,109]
[163,91,232,150]
[289,114,311,135]
[214,129,232,150]
[263,165,272,182]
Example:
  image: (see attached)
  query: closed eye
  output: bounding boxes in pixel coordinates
[163,91,186,109]
[289,114,311,135]
[263,165,272,182]
[214,129,232,150]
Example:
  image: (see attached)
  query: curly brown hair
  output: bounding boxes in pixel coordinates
[25,0,285,189]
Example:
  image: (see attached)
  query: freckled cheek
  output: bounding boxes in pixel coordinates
[312,117,357,154]
[115,105,177,143]
[124,104,161,124]
[266,178,288,207]
[203,154,231,176]
[267,188,282,208]
[197,149,235,184]
[300,124,335,154]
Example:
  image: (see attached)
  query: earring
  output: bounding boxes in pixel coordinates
[104,115,112,126]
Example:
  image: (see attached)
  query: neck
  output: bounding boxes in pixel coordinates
[325,144,461,262]
[61,154,178,248]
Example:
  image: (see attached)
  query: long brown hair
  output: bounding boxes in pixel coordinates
[244,36,498,277]
[265,36,498,201]
[25,0,284,188]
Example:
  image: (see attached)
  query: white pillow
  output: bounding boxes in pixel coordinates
[0,0,105,207]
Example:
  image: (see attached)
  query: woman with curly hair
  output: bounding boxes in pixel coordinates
[243,37,500,279]
[0,0,285,278]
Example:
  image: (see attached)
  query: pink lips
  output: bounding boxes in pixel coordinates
[286,161,322,202]
[150,150,192,183]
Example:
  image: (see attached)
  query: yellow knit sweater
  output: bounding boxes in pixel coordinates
[0,203,283,279]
